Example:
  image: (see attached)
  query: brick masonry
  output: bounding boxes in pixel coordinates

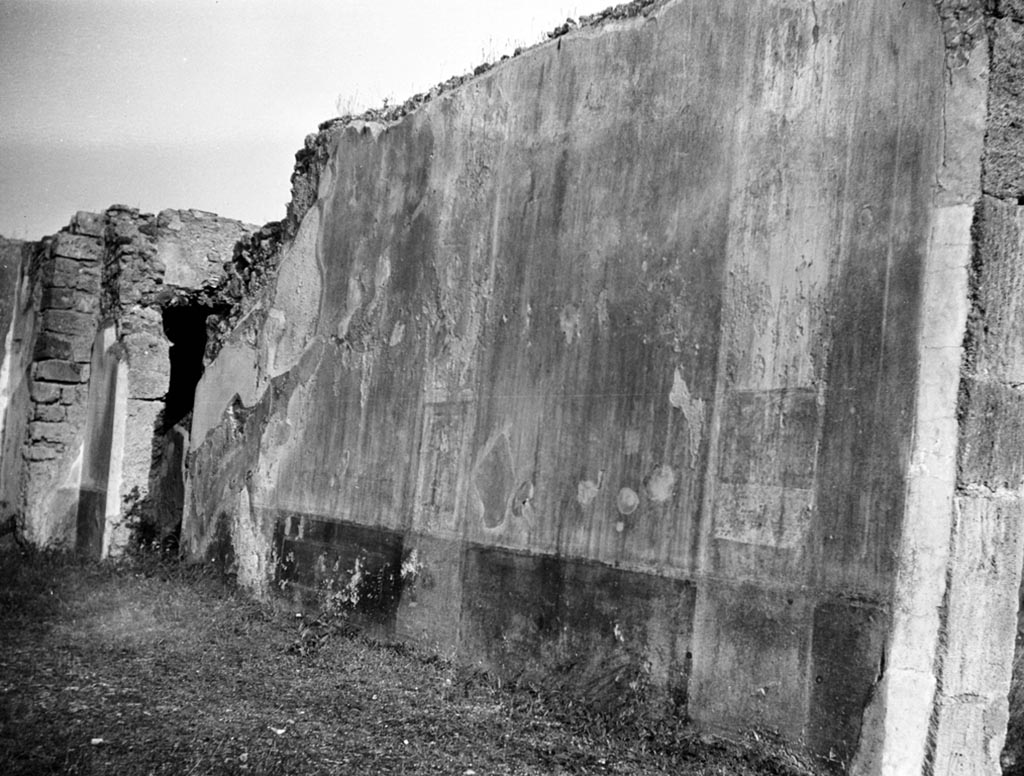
[0,206,253,552]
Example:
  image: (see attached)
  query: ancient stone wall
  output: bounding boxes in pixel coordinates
[968,4,1024,775]
[20,215,106,549]
[0,207,252,555]
[0,0,1015,772]
[177,0,1012,771]
[0,236,35,527]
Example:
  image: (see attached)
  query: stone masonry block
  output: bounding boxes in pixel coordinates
[34,360,88,384]
[29,421,68,444]
[24,443,60,462]
[34,331,94,363]
[29,381,61,404]
[969,198,1024,383]
[40,286,101,316]
[71,211,105,238]
[43,309,97,337]
[943,494,1024,697]
[76,270,101,295]
[51,232,102,262]
[124,330,169,399]
[984,18,1024,199]
[931,696,1008,776]
[40,286,76,310]
[60,385,86,405]
[33,404,66,423]
[50,258,81,288]
[73,294,99,314]
[33,334,72,362]
[50,258,101,292]
[958,378,1024,489]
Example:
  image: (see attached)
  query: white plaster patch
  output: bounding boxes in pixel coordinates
[374,252,392,292]
[645,465,676,503]
[269,205,323,376]
[577,479,601,506]
[190,336,264,447]
[596,290,610,330]
[389,321,406,347]
[559,303,582,344]
[336,272,364,341]
[616,487,639,515]
[668,366,706,462]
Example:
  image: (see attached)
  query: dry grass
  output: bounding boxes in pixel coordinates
[0,541,817,775]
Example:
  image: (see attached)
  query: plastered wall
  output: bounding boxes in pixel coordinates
[180,0,1007,771]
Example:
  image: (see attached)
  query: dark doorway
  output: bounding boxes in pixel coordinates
[144,303,227,552]
[161,304,224,432]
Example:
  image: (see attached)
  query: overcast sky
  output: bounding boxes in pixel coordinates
[0,0,615,239]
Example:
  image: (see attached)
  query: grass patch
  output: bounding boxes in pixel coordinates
[0,542,818,775]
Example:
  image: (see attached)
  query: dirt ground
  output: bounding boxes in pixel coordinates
[0,542,820,775]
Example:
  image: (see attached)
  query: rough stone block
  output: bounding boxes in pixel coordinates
[29,421,67,444]
[108,215,141,245]
[122,400,164,496]
[63,399,88,429]
[970,197,1024,382]
[33,331,94,363]
[51,232,102,262]
[957,378,1024,489]
[40,286,76,311]
[29,381,61,404]
[43,309,96,337]
[33,404,66,423]
[984,18,1024,199]
[70,293,99,315]
[24,443,60,461]
[941,494,1024,697]
[34,360,87,384]
[76,268,101,294]
[124,330,169,399]
[50,258,82,288]
[71,211,105,238]
[930,696,1007,776]
[60,385,86,405]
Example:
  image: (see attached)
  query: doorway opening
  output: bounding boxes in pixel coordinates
[143,303,229,553]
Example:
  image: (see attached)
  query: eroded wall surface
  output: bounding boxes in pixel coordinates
[0,237,33,522]
[182,0,984,768]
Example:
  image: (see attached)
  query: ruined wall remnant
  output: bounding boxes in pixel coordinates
[0,207,253,555]
[173,0,1019,771]
[0,237,35,527]
[1,0,1020,772]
